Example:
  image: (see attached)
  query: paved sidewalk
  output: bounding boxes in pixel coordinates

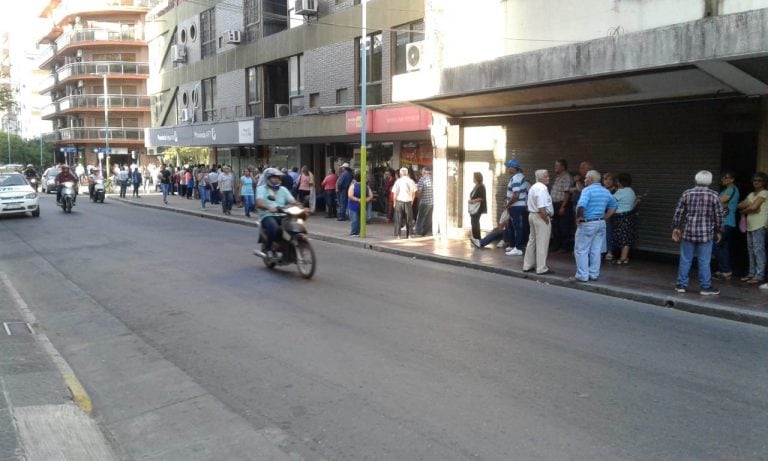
[115,192,768,327]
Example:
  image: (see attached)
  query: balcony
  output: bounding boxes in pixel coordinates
[51,1,150,27]
[58,94,151,112]
[38,44,57,68]
[41,103,59,119]
[59,127,145,142]
[38,73,57,93]
[57,28,145,52]
[57,61,150,81]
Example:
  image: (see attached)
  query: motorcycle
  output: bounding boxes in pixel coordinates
[254,206,316,279]
[28,177,39,192]
[58,181,76,213]
[91,179,105,203]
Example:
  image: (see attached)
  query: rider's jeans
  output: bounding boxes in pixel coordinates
[261,216,283,251]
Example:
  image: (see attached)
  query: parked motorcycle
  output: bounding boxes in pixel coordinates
[254,206,316,279]
[91,179,105,203]
[58,181,76,213]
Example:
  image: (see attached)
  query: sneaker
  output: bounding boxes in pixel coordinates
[674,284,687,293]
[699,287,720,296]
[496,241,507,248]
[470,238,480,248]
[604,253,613,261]
[505,248,523,256]
[759,283,768,290]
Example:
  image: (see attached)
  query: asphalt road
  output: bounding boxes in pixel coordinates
[1,195,766,460]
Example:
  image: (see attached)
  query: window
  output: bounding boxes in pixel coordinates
[309,93,319,108]
[356,32,382,105]
[336,88,348,105]
[393,21,424,75]
[202,77,216,121]
[189,24,197,42]
[289,54,304,113]
[200,8,216,59]
[246,66,260,116]
[243,0,259,43]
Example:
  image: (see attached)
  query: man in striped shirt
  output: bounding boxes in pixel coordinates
[504,159,529,256]
[671,170,723,295]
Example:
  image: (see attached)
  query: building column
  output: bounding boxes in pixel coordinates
[758,97,768,173]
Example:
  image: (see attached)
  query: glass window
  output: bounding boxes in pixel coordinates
[336,88,347,105]
[393,21,424,75]
[200,8,216,59]
[246,66,260,116]
[244,0,259,43]
[289,54,304,97]
[202,77,216,121]
[356,32,382,105]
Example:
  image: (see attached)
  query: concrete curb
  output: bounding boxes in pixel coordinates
[115,198,768,328]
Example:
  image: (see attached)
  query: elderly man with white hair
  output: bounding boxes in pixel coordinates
[571,170,618,283]
[522,169,555,275]
[391,167,417,239]
[671,170,723,295]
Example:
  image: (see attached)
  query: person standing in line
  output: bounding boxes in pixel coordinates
[712,171,739,280]
[550,159,573,252]
[208,165,220,204]
[218,165,235,215]
[415,167,434,236]
[347,170,373,236]
[671,170,723,295]
[320,168,338,218]
[468,171,487,245]
[391,167,417,239]
[336,163,353,221]
[159,163,171,204]
[738,172,768,285]
[118,166,129,198]
[522,169,555,275]
[197,166,210,209]
[503,159,529,256]
[184,168,194,199]
[142,166,151,194]
[383,169,396,222]
[240,168,255,217]
[610,172,638,265]
[297,166,313,207]
[131,167,142,198]
[570,170,617,283]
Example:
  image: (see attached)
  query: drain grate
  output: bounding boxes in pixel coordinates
[3,322,34,336]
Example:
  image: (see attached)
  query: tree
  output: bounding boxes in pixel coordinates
[0,129,55,168]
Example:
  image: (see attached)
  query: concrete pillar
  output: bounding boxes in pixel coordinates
[758,97,768,173]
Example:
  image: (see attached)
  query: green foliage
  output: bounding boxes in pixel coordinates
[162,146,209,166]
[0,130,55,168]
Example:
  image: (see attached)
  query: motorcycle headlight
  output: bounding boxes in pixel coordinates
[25,193,37,199]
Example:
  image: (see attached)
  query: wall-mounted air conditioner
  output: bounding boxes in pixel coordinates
[180,108,190,122]
[75,49,83,58]
[77,80,84,88]
[275,104,290,118]
[224,30,241,44]
[406,41,423,72]
[295,0,317,16]
[172,44,187,63]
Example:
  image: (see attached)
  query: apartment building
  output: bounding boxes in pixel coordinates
[147,0,428,199]
[38,0,151,169]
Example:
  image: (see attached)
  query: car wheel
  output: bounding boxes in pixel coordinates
[32,208,40,217]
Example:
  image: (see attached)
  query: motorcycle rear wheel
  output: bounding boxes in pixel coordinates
[295,240,316,279]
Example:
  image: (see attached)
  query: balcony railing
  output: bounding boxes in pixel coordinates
[57,94,151,112]
[59,127,145,141]
[39,73,57,92]
[38,45,57,66]
[57,28,144,50]
[41,103,59,118]
[57,61,149,81]
[52,1,151,26]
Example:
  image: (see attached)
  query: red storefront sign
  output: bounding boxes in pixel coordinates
[345,106,431,134]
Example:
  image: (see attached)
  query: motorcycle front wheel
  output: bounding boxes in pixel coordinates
[64,197,72,213]
[295,240,316,279]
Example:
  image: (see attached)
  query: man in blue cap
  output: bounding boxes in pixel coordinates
[503,159,529,256]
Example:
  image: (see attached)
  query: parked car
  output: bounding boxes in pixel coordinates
[41,167,61,194]
[0,172,40,217]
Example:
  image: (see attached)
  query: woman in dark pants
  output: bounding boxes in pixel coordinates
[468,172,487,244]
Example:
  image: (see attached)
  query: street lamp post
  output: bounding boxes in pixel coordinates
[360,0,368,238]
[3,115,11,164]
[102,73,109,178]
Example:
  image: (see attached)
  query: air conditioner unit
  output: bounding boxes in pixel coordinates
[224,30,241,44]
[77,80,84,88]
[75,49,83,58]
[180,108,190,122]
[406,41,423,72]
[172,44,187,63]
[275,104,290,118]
[295,0,317,15]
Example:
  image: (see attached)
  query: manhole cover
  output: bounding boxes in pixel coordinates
[3,322,34,336]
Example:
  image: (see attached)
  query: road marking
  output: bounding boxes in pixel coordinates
[0,272,93,414]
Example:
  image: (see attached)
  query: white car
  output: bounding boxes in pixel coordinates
[0,173,40,217]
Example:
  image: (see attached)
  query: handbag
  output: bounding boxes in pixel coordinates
[468,201,481,215]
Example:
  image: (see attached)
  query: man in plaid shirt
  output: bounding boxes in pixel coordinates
[671,170,724,295]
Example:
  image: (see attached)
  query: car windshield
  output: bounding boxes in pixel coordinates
[0,174,28,187]
[47,169,60,178]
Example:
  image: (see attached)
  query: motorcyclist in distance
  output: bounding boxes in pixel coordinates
[55,164,79,204]
[23,164,38,180]
[88,168,101,199]
[256,168,303,256]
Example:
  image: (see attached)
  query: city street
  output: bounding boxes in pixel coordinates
[0,195,766,460]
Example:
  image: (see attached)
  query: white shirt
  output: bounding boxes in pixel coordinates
[527,181,554,215]
[392,176,416,202]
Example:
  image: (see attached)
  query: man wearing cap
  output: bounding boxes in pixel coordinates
[504,159,529,256]
[336,163,353,221]
[571,170,618,282]
[414,167,433,236]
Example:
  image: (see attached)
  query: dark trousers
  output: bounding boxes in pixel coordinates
[337,191,348,221]
[507,206,528,250]
[119,180,128,197]
[261,216,283,250]
[132,183,140,196]
[394,200,413,238]
[324,190,337,217]
[415,202,433,235]
[714,225,736,274]
[551,201,574,251]
[470,213,482,239]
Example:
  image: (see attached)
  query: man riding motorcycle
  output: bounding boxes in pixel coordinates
[88,168,102,199]
[23,164,38,180]
[256,168,303,257]
[55,165,79,204]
